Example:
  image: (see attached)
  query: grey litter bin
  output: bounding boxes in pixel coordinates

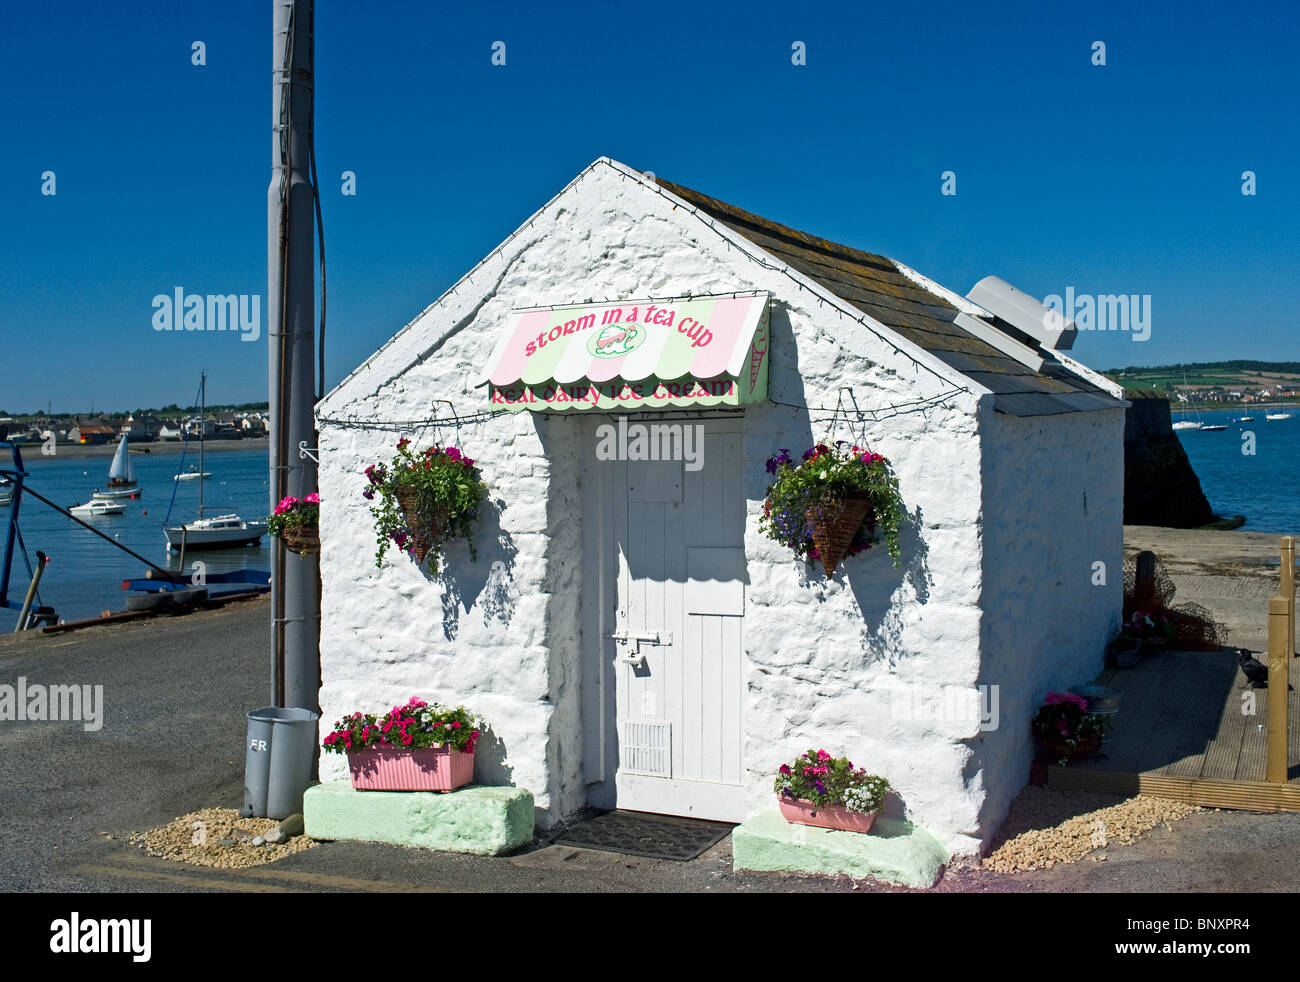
[244,707,320,819]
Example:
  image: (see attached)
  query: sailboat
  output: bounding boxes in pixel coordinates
[164,373,267,551]
[1265,410,1293,420]
[92,435,142,500]
[1171,374,1204,431]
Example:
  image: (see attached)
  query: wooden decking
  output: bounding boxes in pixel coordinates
[1047,649,1300,811]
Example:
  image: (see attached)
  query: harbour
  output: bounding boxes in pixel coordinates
[4,446,271,624]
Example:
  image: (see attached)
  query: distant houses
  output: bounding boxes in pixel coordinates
[1,409,270,445]
[68,421,117,445]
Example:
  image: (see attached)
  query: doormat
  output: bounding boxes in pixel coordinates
[553,810,734,862]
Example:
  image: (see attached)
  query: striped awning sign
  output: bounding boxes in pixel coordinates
[481,292,771,412]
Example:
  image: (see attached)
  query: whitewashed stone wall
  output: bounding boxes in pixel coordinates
[317,157,1119,856]
[974,406,1126,844]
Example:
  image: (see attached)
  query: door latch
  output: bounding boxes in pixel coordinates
[609,630,671,668]
[607,631,672,645]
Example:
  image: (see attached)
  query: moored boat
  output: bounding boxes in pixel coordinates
[164,373,264,551]
[71,499,125,517]
[1265,411,1293,420]
[165,514,268,549]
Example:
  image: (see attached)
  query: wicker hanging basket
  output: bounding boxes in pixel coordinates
[394,487,451,565]
[806,491,874,579]
[279,524,320,556]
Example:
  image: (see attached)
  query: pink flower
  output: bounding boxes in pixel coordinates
[303,492,320,505]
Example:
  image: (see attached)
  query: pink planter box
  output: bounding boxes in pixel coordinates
[347,746,474,792]
[778,796,878,834]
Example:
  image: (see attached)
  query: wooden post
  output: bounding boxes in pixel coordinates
[1134,550,1157,613]
[1266,595,1290,783]
[1282,536,1295,658]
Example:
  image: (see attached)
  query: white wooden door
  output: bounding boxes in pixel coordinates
[581,417,747,821]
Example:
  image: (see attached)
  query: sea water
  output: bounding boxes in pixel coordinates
[1175,408,1300,534]
[3,447,274,626]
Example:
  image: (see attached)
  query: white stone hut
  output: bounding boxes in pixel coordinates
[315,157,1127,858]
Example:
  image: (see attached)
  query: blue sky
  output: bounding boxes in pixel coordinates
[1,0,1296,413]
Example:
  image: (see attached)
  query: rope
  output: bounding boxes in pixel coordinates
[18,485,184,582]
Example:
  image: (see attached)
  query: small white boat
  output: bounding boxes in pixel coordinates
[1266,412,1293,420]
[71,499,125,517]
[1199,424,1228,432]
[1171,420,1202,431]
[165,514,267,550]
[93,435,141,500]
[174,467,211,482]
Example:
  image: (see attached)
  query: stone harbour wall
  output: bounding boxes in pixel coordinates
[1123,390,1214,527]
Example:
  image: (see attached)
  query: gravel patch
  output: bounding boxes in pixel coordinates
[981,787,1199,873]
[130,808,317,869]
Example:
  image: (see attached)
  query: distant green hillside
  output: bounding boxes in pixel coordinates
[1104,360,1300,377]
[1107,361,1300,404]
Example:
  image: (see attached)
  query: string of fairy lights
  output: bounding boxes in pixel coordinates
[315,384,970,435]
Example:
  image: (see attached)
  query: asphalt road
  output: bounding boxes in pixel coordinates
[2,584,1299,893]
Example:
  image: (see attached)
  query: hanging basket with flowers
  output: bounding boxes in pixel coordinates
[267,493,321,556]
[362,438,487,571]
[760,442,904,578]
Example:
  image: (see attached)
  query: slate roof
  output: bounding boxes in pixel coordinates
[656,177,1124,417]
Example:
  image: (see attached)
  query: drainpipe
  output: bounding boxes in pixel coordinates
[268,0,320,714]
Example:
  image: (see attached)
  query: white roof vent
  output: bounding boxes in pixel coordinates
[967,276,1078,351]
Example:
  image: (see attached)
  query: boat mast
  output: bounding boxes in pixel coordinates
[198,372,205,518]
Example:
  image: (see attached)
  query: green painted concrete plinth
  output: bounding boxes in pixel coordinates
[304,782,534,856]
[732,811,949,888]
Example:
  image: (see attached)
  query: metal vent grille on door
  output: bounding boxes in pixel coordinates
[621,720,672,777]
